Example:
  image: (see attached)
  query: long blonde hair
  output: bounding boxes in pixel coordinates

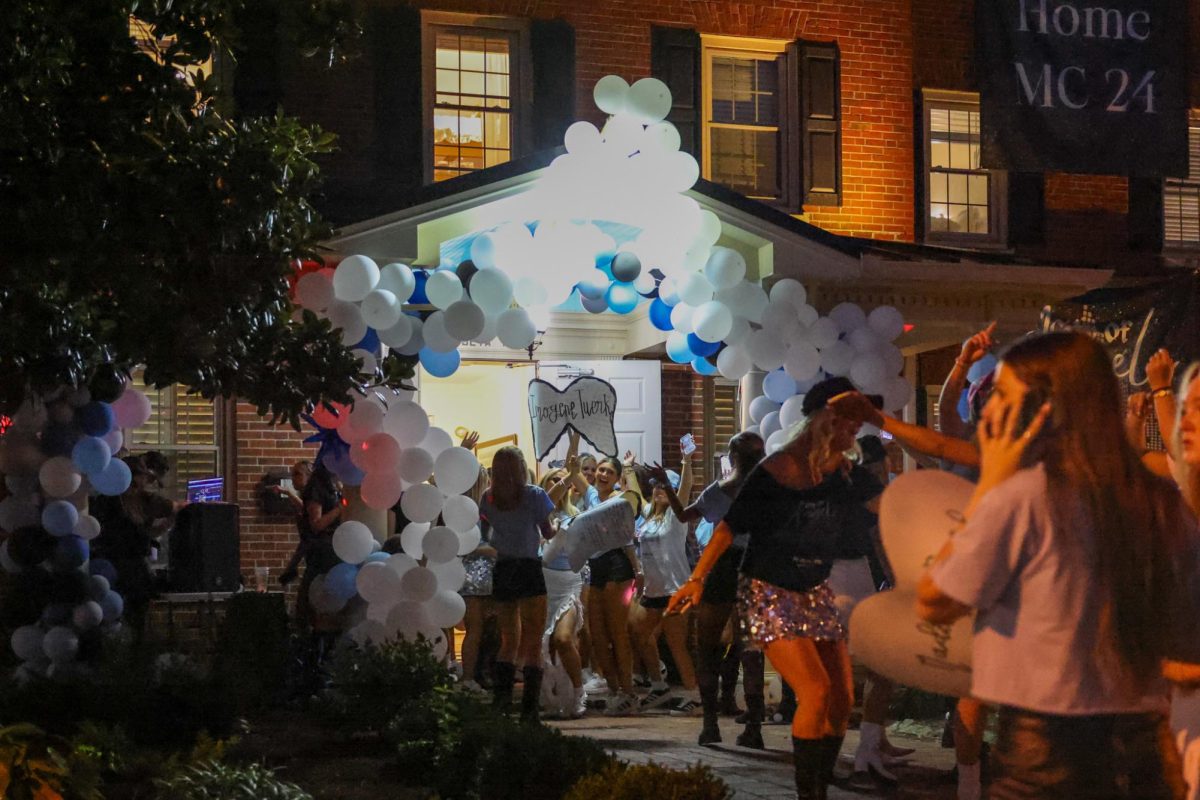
[782,408,854,484]
[1172,363,1200,514]
[538,468,578,517]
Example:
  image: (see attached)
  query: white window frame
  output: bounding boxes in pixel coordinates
[922,89,1008,248]
[1163,125,1200,251]
[421,10,532,185]
[701,35,795,207]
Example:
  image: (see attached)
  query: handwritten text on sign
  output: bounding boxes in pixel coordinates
[528,376,618,460]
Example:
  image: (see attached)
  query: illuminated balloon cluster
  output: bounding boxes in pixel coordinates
[0,381,148,679]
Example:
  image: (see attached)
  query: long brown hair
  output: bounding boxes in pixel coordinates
[1002,332,1194,681]
[488,446,528,511]
[1172,363,1200,515]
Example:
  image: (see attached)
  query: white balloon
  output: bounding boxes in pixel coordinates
[401,483,444,524]
[829,302,868,334]
[850,353,888,393]
[784,342,822,383]
[747,329,788,371]
[724,317,752,346]
[326,299,368,347]
[426,270,464,310]
[513,277,549,308]
[386,600,431,637]
[765,429,789,454]
[349,620,390,647]
[360,431,401,473]
[356,561,402,605]
[848,326,882,354]
[470,233,496,270]
[73,600,104,630]
[425,590,467,628]
[400,523,430,559]
[669,303,695,334]
[796,303,819,327]
[626,77,672,123]
[379,314,415,349]
[564,120,603,155]
[718,281,768,321]
[430,557,467,592]
[11,626,44,662]
[780,395,807,431]
[883,376,916,412]
[441,495,479,534]
[43,626,79,664]
[333,521,375,565]
[333,255,380,302]
[678,273,714,309]
[422,526,460,564]
[378,262,416,303]
[361,469,404,510]
[820,340,855,377]
[434,447,481,497]
[341,400,384,444]
[456,525,482,556]
[717,345,754,381]
[73,513,101,541]
[749,395,781,424]
[382,400,430,448]
[422,311,460,353]
[469,268,514,315]
[868,305,906,342]
[593,74,630,115]
[601,114,644,156]
[704,247,747,290]
[496,308,537,350]
[419,427,454,459]
[658,277,681,306]
[808,317,840,350]
[769,278,808,310]
[879,343,905,377]
[663,151,701,193]
[760,410,782,440]
[641,121,681,154]
[691,301,733,343]
[476,313,498,344]
[361,289,402,330]
[355,349,378,376]
[296,272,335,311]
[387,552,418,579]
[400,566,438,603]
[39,457,81,498]
[397,447,435,484]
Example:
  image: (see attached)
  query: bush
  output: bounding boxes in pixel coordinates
[385,688,615,800]
[317,637,452,735]
[154,761,312,800]
[0,722,103,800]
[565,761,732,800]
[211,593,290,713]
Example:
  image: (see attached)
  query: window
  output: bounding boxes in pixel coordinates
[125,371,223,504]
[1163,127,1200,248]
[422,13,528,183]
[923,90,1007,245]
[702,37,790,204]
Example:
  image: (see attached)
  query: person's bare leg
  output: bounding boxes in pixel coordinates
[603,580,635,693]
[955,698,988,800]
[461,597,486,686]
[629,600,664,685]
[661,610,696,689]
[552,606,583,688]
[586,585,619,692]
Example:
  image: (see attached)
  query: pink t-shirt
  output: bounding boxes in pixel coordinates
[932,464,1195,716]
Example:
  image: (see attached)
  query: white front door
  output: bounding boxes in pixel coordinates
[539,360,662,468]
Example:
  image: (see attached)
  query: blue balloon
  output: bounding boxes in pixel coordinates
[365,552,390,564]
[54,535,88,571]
[411,270,430,305]
[42,500,79,537]
[325,562,360,601]
[420,347,460,378]
[92,458,132,496]
[687,333,721,358]
[967,353,998,384]
[763,369,799,403]
[72,436,111,475]
[606,283,640,315]
[323,447,363,487]
[692,356,720,376]
[99,590,124,622]
[576,280,608,302]
[580,293,608,314]
[76,402,115,437]
[648,298,674,332]
[666,334,694,364]
[351,327,381,354]
[89,558,118,584]
[957,388,971,423]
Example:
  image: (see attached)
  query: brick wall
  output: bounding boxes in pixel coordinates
[660,365,707,502]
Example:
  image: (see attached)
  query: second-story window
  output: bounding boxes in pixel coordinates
[922,90,1007,245]
[1163,126,1200,249]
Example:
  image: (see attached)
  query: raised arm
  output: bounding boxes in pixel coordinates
[564,434,589,497]
[939,322,996,440]
[1147,348,1178,445]
[829,392,981,468]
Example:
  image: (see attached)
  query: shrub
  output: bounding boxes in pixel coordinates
[565,761,732,800]
[318,637,452,735]
[153,761,313,800]
[0,722,103,800]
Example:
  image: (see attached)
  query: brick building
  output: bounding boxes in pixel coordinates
[156,1,1200,591]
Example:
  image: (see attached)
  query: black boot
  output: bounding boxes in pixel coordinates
[520,666,543,723]
[697,644,722,745]
[718,641,744,716]
[820,735,845,788]
[792,737,826,800]
[493,661,516,711]
[736,723,764,749]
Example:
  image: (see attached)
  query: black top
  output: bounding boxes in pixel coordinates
[724,462,883,592]
[300,480,341,574]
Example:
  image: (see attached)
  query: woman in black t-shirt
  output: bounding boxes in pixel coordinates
[295,463,344,630]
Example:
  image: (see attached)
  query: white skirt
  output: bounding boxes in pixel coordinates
[827,557,878,629]
[543,567,584,638]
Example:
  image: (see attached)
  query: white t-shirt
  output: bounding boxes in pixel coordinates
[637,508,691,599]
[931,464,1185,716]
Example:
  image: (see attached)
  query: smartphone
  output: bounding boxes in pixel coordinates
[1014,388,1050,438]
[680,432,696,456]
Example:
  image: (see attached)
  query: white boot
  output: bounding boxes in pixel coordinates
[957,761,981,800]
[853,721,898,781]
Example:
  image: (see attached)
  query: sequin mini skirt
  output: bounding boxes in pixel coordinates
[737,576,845,647]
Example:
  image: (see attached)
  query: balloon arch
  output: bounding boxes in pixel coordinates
[288,74,916,648]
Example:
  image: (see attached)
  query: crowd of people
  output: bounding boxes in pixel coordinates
[277,325,1200,800]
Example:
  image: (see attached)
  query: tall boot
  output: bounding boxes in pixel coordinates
[492,661,516,711]
[736,649,765,748]
[819,735,845,790]
[718,641,743,716]
[696,644,723,745]
[792,737,825,800]
[520,666,543,723]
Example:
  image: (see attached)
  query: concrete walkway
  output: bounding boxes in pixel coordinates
[549,714,959,799]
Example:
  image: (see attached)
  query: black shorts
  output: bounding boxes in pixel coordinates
[492,558,546,602]
[640,595,670,610]
[702,545,745,606]
[587,548,635,587]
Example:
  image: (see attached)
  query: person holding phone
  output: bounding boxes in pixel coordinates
[918,331,1200,798]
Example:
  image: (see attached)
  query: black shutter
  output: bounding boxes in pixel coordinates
[1007,172,1045,246]
[797,41,841,207]
[650,26,701,159]
[231,3,282,117]
[1128,178,1165,253]
[531,19,576,154]
[369,5,423,202]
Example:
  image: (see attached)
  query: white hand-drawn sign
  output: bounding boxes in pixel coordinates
[527,376,618,460]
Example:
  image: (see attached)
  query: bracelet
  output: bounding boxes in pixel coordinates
[1150,387,1173,398]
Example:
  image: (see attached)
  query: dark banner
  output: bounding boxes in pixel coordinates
[977,0,1189,176]
[1040,271,1200,394]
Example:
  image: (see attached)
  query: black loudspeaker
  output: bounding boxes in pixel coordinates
[170,503,241,593]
